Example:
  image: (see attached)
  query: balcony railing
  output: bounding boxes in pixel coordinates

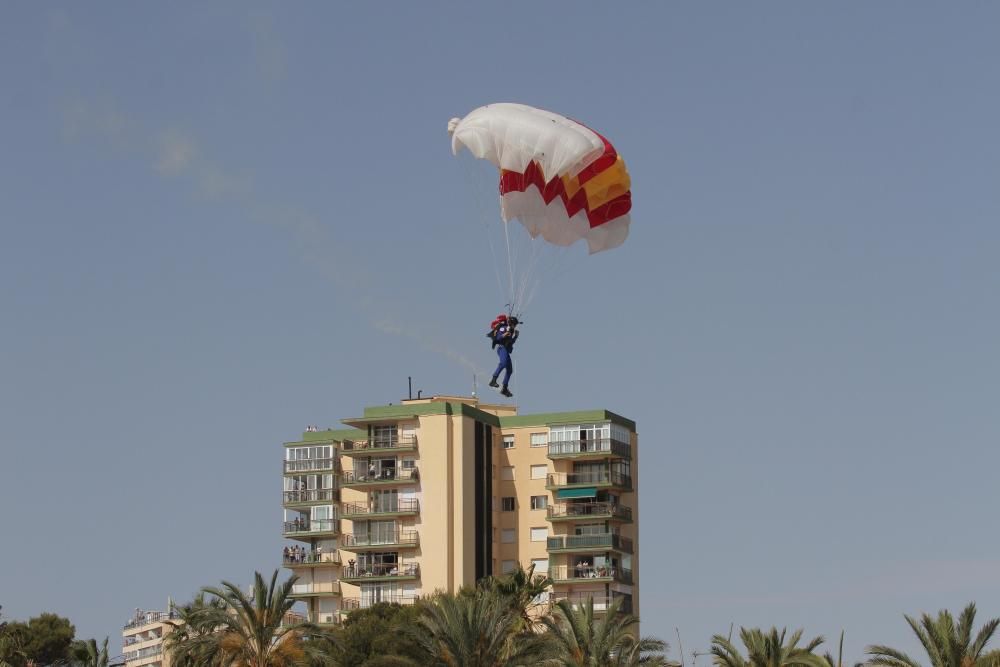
[124,646,163,662]
[290,582,340,596]
[341,436,418,454]
[341,530,420,549]
[124,633,162,647]
[124,611,178,630]
[283,551,341,566]
[340,596,418,611]
[284,458,336,473]
[283,488,337,504]
[550,564,633,585]
[341,562,420,581]
[549,592,632,614]
[281,611,306,626]
[282,518,338,535]
[547,533,633,554]
[547,502,633,522]
[341,499,420,517]
[547,438,631,459]
[546,470,632,490]
[342,468,419,486]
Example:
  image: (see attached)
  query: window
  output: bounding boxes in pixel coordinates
[501,529,515,543]
[501,497,515,512]
[530,527,548,542]
[503,435,515,449]
[531,558,548,573]
[501,560,516,574]
[530,433,548,447]
[372,424,398,448]
[501,466,515,481]
[530,464,547,480]
[530,495,547,510]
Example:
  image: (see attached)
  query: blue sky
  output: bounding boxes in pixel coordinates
[2,2,1000,661]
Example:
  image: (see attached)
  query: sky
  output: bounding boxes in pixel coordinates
[2,2,1000,662]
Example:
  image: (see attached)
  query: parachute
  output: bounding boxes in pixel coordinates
[448,103,632,255]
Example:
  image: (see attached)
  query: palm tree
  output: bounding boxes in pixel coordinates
[541,596,665,666]
[479,564,553,632]
[711,627,827,667]
[866,602,999,667]
[71,638,123,667]
[165,594,228,667]
[408,590,554,666]
[613,635,674,667]
[167,570,331,667]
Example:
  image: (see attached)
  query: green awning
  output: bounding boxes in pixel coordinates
[557,487,597,499]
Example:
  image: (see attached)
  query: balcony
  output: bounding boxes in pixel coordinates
[341,468,419,489]
[341,530,420,551]
[547,437,630,460]
[546,470,632,492]
[282,518,338,538]
[550,564,633,585]
[341,436,418,457]
[124,646,163,663]
[290,582,340,597]
[280,611,307,627]
[340,561,420,583]
[283,551,341,568]
[282,488,338,506]
[547,533,633,554]
[124,611,178,630]
[340,596,418,612]
[284,458,337,474]
[549,592,633,615]
[546,502,633,523]
[341,499,420,519]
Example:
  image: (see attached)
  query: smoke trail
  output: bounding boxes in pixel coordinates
[61,98,483,376]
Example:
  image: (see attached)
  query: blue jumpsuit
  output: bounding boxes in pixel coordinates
[491,325,515,387]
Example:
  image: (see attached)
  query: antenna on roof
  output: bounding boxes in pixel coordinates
[472,374,478,398]
[408,376,412,400]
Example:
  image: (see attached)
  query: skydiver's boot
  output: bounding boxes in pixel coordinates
[500,386,513,398]
[488,377,499,388]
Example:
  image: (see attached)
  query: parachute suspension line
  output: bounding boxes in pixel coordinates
[503,216,517,314]
[465,157,507,307]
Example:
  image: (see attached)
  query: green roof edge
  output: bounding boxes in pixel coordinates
[499,409,635,432]
[286,402,635,443]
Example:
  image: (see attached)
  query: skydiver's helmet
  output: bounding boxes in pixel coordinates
[508,317,519,326]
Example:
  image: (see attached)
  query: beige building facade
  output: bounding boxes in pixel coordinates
[122,609,177,667]
[282,395,638,622]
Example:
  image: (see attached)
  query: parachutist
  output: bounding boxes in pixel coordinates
[487,314,519,398]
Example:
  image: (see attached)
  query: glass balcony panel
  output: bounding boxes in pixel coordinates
[283,489,337,504]
[290,582,340,595]
[284,458,336,473]
[546,470,633,489]
[547,438,630,459]
[546,502,632,522]
[342,468,419,485]
[282,518,338,535]
[546,533,633,554]
[340,596,417,611]
[342,561,419,579]
[341,498,419,516]
[341,530,419,548]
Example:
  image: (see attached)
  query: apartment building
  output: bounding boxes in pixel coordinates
[122,608,177,667]
[281,394,638,623]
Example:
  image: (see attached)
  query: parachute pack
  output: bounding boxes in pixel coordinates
[487,314,508,348]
